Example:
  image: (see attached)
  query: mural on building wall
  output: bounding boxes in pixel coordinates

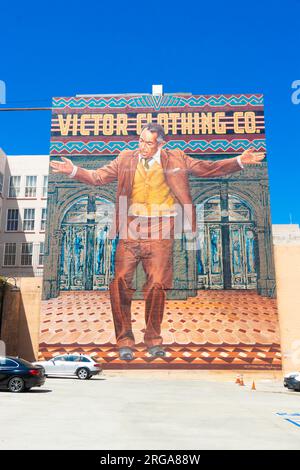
[39,93,281,370]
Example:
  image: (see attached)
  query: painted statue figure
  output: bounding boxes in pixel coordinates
[96,225,109,275]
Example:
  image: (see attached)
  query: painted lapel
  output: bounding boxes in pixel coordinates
[160,148,170,173]
[128,149,139,192]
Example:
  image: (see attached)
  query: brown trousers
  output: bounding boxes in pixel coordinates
[109,217,174,348]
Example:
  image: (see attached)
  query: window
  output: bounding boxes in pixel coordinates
[202,195,253,222]
[8,176,21,197]
[0,172,3,195]
[17,358,35,368]
[80,357,91,363]
[3,243,16,266]
[67,356,81,362]
[39,241,44,265]
[228,195,252,222]
[23,208,35,231]
[21,242,33,266]
[0,358,19,368]
[41,208,47,230]
[6,209,19,231]
[43,175,48,198]
[25,176,37,198]
[54,356,66,362]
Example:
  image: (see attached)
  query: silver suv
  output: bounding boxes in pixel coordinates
[33,354,102,380]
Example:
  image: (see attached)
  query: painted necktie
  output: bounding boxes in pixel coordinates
[142,157,152,170]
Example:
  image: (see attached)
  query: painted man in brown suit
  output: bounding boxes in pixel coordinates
[50,123,265,361]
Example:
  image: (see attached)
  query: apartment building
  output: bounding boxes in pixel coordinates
[0,149,49,277]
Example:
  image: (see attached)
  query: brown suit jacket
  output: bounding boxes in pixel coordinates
[74,148,242,235]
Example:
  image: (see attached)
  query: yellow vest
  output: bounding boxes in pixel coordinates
[129,160,176,217]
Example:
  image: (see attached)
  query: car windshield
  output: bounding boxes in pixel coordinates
[15,358,34,367]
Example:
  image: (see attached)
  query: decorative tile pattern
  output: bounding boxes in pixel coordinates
[52,94,264,110]
[50,139,266,156]
[39,344,281,370]
[39,290,281,370]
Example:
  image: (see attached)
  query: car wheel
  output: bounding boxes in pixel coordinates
[76,368,90,380]
[8,377,25,393]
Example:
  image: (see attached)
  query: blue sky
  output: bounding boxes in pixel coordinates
[0,0,299,224]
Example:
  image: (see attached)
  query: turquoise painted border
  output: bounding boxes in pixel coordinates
[50,139,266,154]
[52,94,264,111]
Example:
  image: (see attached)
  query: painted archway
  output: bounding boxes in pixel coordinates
[59,195,117,291]
[196,194,258,290]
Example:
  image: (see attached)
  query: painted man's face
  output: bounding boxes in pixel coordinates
[138,129,163,158]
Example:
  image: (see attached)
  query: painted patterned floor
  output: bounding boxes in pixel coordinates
[39,290,281,370]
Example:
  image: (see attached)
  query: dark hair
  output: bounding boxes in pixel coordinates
[141,123,166,143]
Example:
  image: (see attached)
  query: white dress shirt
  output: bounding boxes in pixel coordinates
[139,148,162,169]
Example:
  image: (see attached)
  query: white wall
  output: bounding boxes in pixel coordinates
[0,153,49,276]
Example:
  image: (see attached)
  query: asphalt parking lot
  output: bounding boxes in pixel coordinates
[1,371,300,450]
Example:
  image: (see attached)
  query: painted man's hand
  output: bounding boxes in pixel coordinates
[50,157,74,175]
[240,148,265,165]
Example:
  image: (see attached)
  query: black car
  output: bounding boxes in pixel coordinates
[0,356,46,393]
[284,372,300,391]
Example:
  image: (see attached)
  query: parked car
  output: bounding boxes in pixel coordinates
[0,356,46,393]
[284,372,300,391]
[33,354,102,380]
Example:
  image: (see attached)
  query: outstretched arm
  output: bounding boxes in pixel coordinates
[50,156,119,186]
[182,148,265,178]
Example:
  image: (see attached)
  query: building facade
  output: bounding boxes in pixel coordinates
[42,93,275,300]
[0,150,49,278]
[0,91,284,370]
